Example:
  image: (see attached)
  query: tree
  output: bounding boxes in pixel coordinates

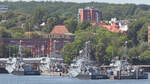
[139,50,150,64]
[31,8,47,25]
[64,17,78,33]
[25,32,42,39]
[61,43,74,64]
[12,32,25,39]
[128,42,149,64]
[62,27,128,65]
[10,27,24,33]
[0,43,8,58]
[127,17,148,45]
[23,48,32,58]
[0,27,11,38]
[137,23,149,43]
[93,43,105,64]
[77,22,91,30]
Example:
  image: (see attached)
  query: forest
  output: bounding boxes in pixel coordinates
[0,1,150,65]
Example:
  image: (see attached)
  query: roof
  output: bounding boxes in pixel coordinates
[91,22,126,33]
[50,25,69,35]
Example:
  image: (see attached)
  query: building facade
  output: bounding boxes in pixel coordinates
[0,5,8,13]
[0,25,74,58]
[91,18,129,34]
[49,25,74,57]
[78,7,102,22]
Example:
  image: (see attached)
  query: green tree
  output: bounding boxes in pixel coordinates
[64,17,78,33]
[77,22,91,30]
[127,17,148,45]
[23,48,32,58]
[139,50,150,64]
[0,27,11,38]
[12,32,25,39]
[32,8,47,25]
[0,43,8,58]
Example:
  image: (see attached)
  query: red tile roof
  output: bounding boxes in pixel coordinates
[50,25,69,35]
[91,22,125,33]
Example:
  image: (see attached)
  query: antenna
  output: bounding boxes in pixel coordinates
[123,41,128,60]
[18,40,23,58]
[29,22,31,39]
[53,40,56,57]
[84,41,91,60]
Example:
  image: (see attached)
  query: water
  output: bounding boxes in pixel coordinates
[0,74,150,84]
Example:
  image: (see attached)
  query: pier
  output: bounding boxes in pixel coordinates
[101,65,150,73]
[134,65,150,73]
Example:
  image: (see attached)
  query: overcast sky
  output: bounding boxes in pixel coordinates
[1,0,150,5]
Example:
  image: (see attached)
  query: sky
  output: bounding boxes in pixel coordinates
[1,0,150,5]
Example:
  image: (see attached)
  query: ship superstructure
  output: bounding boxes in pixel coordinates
[69,41,108,79]
[5,40,40,75]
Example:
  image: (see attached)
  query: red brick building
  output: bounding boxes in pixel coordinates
[0,25,74,57]
[78,7,102,22]
[49,25,74,56]
[0,38,50,57]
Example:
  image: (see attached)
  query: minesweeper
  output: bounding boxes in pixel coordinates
[39,56,68,76]
[107,41,148,79]
[108,58,148,79]
[5,40,40,75]
[69,41,108,79]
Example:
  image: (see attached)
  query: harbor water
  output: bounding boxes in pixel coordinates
[0,74,150,84]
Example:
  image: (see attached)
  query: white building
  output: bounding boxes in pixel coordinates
[0,5,8,13]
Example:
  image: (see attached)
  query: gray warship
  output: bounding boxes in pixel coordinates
[69,41,108,79]
[5,40,40,75]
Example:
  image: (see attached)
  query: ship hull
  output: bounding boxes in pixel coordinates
[0,68,8,73]
[114,74,148,79]
[12,71,40,75]
[71,73,109,80]
[24,71,40,75]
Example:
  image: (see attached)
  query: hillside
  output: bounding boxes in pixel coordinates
[1,1,150,19]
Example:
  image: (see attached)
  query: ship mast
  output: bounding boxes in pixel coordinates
[83,41,91,60]
[18,40,23,58]
[122,41,128,60]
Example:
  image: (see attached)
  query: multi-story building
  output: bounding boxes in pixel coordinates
[0,25,74,58]
[0,5,8,13]
[78,7,102,22]
[0,38,50,57]
[49,25,74,57]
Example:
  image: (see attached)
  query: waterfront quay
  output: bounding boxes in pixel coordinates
[101,65,150,73]
[0,58,150,78]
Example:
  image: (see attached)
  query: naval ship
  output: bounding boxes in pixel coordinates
[69,41,108,79]
[108,58,148,79]
[5,40,40,75]
[108,41,148,79]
